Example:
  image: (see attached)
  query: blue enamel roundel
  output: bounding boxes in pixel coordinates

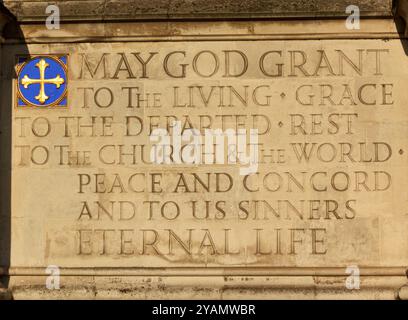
[18,56,67,107]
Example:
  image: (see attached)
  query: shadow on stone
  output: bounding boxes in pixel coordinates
[0,3,28,299]
[394,0,408,55]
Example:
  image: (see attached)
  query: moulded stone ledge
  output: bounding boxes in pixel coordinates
[2,0,394,22]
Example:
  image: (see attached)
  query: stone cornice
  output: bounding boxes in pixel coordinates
[3,0,394,23]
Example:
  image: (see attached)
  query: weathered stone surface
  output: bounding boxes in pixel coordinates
[3,0,394,22]
[1,1,408,300]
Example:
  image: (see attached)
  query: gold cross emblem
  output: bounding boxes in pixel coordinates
[20,59,65,104]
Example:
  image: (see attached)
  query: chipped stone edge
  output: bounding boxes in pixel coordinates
[396,269,408,300]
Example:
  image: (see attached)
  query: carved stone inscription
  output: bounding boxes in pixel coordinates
[11,40,408,268]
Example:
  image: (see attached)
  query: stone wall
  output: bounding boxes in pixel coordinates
[1,0,408,300]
